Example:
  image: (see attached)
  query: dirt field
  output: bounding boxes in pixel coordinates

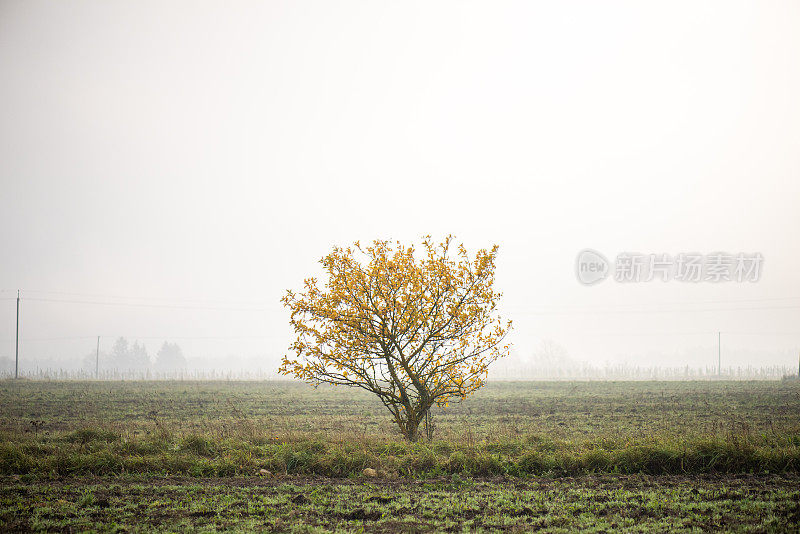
[1,380,799,532]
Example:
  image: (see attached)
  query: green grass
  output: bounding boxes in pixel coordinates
[1,380,799,531]
[2,475,798,532]
[1,432,797,480]
[1,380,798,478]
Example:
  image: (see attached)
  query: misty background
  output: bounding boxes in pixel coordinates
[1,1,799,377]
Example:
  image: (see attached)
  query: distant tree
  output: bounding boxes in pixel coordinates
[110,337,130,368]
[109,337,150,369]
[155,342,187,369]
[279,236,512,441]
[129,341,150,368]
[531,339,573,367]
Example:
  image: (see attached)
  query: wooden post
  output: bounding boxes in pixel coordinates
[15,290,20,379]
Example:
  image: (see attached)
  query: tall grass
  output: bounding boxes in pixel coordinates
[1,425,798,478]
[2,380,798,479]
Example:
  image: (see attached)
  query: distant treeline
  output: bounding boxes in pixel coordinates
[0,337,189,375]
[0,367,283,381]
[489,364,796,381]
[0,364,795,381]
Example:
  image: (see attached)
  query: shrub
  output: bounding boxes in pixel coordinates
[471,453,505,476]
[410,447,437,471]
[448,451,467,472]
[0,444,33,474]
[582,449,611,472]
[614,445,681,474]
[518,451,550,475]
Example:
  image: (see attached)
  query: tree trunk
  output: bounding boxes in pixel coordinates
[396,405,437,442]
[400,414,421,441]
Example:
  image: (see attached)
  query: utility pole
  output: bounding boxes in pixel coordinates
[718,331,721,377]
[15,290,20,379]
[96,336,100,379]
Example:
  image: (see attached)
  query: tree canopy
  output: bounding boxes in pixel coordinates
[156,342,187,369]
[279,236,511,440]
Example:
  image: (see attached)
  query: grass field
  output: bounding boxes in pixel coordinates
[1,380,799,532]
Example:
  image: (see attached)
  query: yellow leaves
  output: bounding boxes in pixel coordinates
[279,235,512,412]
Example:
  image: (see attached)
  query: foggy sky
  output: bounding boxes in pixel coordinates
[1,1,799,370]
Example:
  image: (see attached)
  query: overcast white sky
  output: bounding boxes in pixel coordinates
[1,1,799,370]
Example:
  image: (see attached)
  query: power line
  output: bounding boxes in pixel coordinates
[9,288,800,311]
[19,289,276,306]
[22,297,281,312]
[507,304,800,315]
[3,331,799,343]
[5,288,800,316]
[5,336,97,342]
[0,334,284,342]
[100,335,284,340]
[527,331,800,337]
[14,297,800,315]
[506,296,800,310]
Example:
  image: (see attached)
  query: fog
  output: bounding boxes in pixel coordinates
[1,1,799,376]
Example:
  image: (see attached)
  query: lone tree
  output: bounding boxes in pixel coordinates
[279,236,511,441]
